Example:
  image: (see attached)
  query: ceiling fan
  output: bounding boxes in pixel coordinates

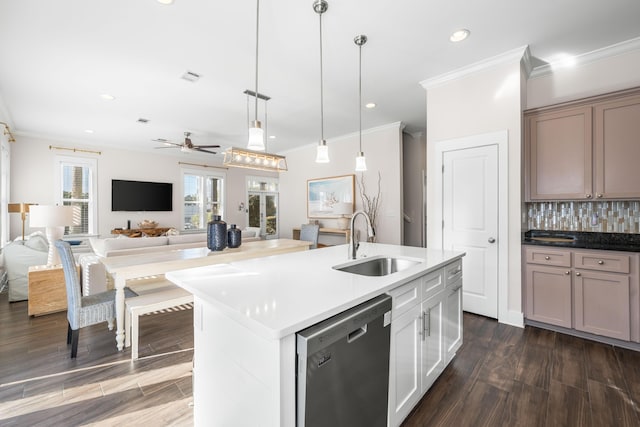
[153,132,220,154]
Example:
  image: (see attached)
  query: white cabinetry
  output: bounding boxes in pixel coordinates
[387,259,463,427]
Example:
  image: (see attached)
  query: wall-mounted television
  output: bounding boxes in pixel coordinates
[112,179,173,212]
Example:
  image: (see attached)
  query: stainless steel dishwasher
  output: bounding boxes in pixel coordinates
[296,294,392,427]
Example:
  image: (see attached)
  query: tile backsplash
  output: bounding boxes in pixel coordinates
[525,201,640,234]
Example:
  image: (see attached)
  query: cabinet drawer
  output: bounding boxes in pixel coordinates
[525,247,571,267]
[444,259,462,287]
[423,268,445,300]
[574,251,630,274]
[389,277,421,319]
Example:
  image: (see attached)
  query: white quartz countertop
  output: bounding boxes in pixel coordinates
[165,242,464,340]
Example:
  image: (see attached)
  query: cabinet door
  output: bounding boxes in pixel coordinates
[526,107,593,200]
[421,294,444,392]
[574,270,630,340]
[444,279,463,364]
[388,304,422,427]
[525,263,573,328]
[594,94,640,199]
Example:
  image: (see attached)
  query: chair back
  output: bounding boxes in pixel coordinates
[54,240,82,329]
[299,224,320,249]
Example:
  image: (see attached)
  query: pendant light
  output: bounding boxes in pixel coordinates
[354,34,367,172]
[248,0,265,151]
[314,0,329,163]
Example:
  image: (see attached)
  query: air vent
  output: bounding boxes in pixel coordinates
[137,118,149,123]
[181,71,201,83]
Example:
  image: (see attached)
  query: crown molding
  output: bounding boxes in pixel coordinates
[420,45,529,90]
[529,36,640,78]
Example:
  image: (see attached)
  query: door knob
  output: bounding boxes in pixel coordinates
[488,237,496,243]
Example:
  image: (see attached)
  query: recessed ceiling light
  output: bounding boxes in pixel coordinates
[157,0,174,4]
[365,103,376,109]
[100,93,115,100]
[84,129,94,134]
[269,135,276,139]
[450,29,470,43]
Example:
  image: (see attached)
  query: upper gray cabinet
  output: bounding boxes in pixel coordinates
[525,88,640,201]
[594,94,640,199]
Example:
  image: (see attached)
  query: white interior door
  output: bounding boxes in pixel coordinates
[443,144,498,318]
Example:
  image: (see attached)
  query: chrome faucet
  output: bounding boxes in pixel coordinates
[349,210,375,259]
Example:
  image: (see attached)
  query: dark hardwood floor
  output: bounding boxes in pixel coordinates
[402,313,640,427]
[1,286,639,426]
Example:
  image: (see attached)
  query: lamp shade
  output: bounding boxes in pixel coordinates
[247,121,265,151]
[315,142,329,163]
[355,152,367,172]
[29,205,76,266]
[30,205,75,227]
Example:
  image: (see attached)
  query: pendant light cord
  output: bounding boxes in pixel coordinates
[319,10,324,141]
[254,0,260,122]
[358,42,362,152]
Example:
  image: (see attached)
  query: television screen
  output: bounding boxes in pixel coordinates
[112,179,173,212]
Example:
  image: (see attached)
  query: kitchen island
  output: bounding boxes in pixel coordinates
[166,242,464,426]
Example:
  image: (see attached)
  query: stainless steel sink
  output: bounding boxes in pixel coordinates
[333,256,422,277]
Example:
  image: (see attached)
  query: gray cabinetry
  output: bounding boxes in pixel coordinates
[523,246,640,343]
[573,250,635,341]
[594,94,640,199]
[525,107,592,200]
[525,88,640,201]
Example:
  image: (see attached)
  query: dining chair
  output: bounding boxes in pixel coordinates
[55,240,136,358]
[299,224,320,249]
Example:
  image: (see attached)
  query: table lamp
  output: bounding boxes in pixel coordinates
[333,202,353,230]
[29,205,75,266]
[7,203,36,240]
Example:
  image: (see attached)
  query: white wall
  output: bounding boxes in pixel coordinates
[9,135,275,239]
[278,122,404,246]
[527,47,640,109]
[424,56,524,326]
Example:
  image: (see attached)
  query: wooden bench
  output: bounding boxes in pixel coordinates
[125,276,193,360]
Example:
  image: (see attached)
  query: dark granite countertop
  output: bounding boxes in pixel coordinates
[522,230,640,252]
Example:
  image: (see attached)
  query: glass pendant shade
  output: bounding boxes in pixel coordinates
[355,151,367,171]
[247,120,265,151]
[315,140,329,163]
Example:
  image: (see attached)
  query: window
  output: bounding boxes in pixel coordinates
[246,176,279,239]
[183,169,225,231]
[55,155,98,235]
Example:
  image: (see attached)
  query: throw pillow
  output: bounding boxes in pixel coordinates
[25,234,49,252]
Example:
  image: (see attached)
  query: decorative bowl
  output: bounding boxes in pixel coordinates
[138,220,158,229]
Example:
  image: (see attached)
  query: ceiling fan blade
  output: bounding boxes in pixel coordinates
[154,146,180,149]
[194,148,217,154]
[193,144,221,149]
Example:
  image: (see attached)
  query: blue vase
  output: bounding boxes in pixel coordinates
[207,215,227,251]
[227,224,242,248]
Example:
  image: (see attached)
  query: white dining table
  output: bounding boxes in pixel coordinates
[100,238,311,351]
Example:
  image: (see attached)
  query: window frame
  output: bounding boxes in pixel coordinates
[54,155,98,236]
[181,167,226,232]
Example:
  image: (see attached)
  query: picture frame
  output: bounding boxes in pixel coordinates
[307,174,355,218]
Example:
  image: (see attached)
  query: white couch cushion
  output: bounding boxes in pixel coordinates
[90,236,169,257]
[167,233,206,245]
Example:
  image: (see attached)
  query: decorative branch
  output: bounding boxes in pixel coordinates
[358,172,381,241]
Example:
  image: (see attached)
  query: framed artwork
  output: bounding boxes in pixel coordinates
[307,174,355,218]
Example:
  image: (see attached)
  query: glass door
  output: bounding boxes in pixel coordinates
[248,191,279,239]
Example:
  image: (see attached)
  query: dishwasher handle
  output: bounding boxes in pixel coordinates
[347,324,368,343]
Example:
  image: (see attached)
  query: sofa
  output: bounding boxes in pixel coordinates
[1,233,49,301]
[80,229,262,295]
